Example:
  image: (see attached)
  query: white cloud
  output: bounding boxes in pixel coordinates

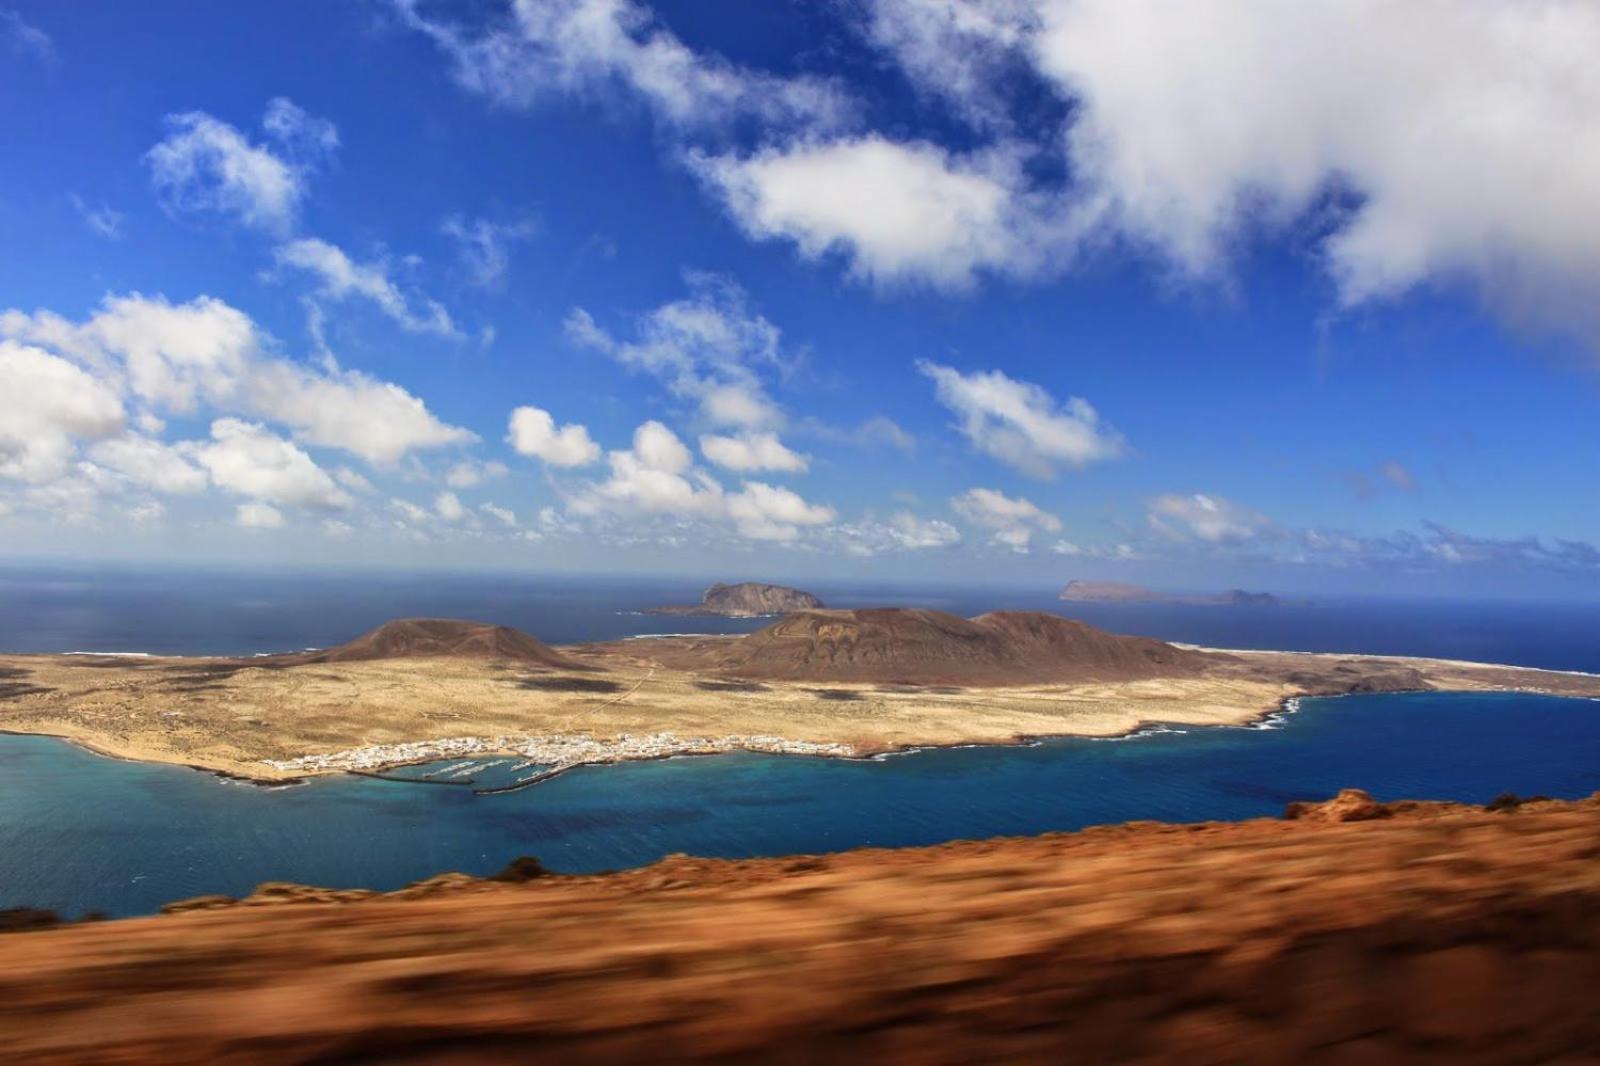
[699,431,807,473]
[126,500,166,525]
[507,405,600,467]
[194,418,350,511]
[88,435,207,494]
[0,341,125,483]
[444,459,508,488]
[860,0,1037,130]
[724,481,836,541]
[1030,0,1600,338]
[0,294,471,467]
[571,420,834,542]
[480,501,517,527]
[334,466,375,494]
[235,502,284,529]
[392,0,849,132]
[274,238,460,338]
[434,490,465,521]
[146,100,333,233]
[951,486,1061,552]
[566,274,786,427]
[837,511,963,555]
[631,419,693,474]
[3,8,53,61]
[1148,493,1271,544]
[69,194,124,240]
[693,137,1035,289]
[441,215,536,289]
[5,293,259,414]
[919,361,1122,478]
[389,497,431,524]
[248,360,475,465]
[1052,539,1142,561]
[260,97,339,160]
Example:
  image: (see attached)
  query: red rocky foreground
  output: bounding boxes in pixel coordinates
[1,790,1597,1063]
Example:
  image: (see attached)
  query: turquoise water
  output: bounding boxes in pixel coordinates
[2,690,1597,917]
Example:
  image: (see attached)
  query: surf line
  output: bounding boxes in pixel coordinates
[348,769,476,786]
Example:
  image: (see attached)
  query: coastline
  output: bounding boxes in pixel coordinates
[0,688,1312,788]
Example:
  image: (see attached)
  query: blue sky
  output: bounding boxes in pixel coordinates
[2,0,1599,596]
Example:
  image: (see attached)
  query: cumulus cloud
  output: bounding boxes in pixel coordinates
[724,481,835,541]
[146,99,333,233]
[507,405,601,467]
[1032,0,1600,335]
[0,341,125,483]
[693,138,1037,289]
[919,361,1122,477]
[434,490,465,521]
[572,420,834,542]
[848,0,1600,344]
[274,238,459,338]
[1147,493,1273,544]
[391,0,849,132]
[250,360,474,464]
[195,419,351,511]
[698,431,807,473]
[566,273,787,427]
[951,486,1060,551]
[0,294,470,468]
[575,420,714,516]
[88,435,208,494]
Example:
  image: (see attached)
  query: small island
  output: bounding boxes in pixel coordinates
[1059,580,1283,607]
[649,581,823,618]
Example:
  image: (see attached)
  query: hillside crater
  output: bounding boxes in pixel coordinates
[286,618,587,670]
[696,608,1215,685]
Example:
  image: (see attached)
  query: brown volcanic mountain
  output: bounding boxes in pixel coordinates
[701,608,1214,685]
[287,619,586,670]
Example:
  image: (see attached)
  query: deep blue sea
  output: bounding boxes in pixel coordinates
[1,566,1597,917]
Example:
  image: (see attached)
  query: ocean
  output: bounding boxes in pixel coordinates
[4,564,1600,670]
[1,691,1597,917]
[1,565,1597,917]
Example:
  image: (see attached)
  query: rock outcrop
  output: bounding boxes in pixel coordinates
[650,581,824,617]
[2,792,1597,1063]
